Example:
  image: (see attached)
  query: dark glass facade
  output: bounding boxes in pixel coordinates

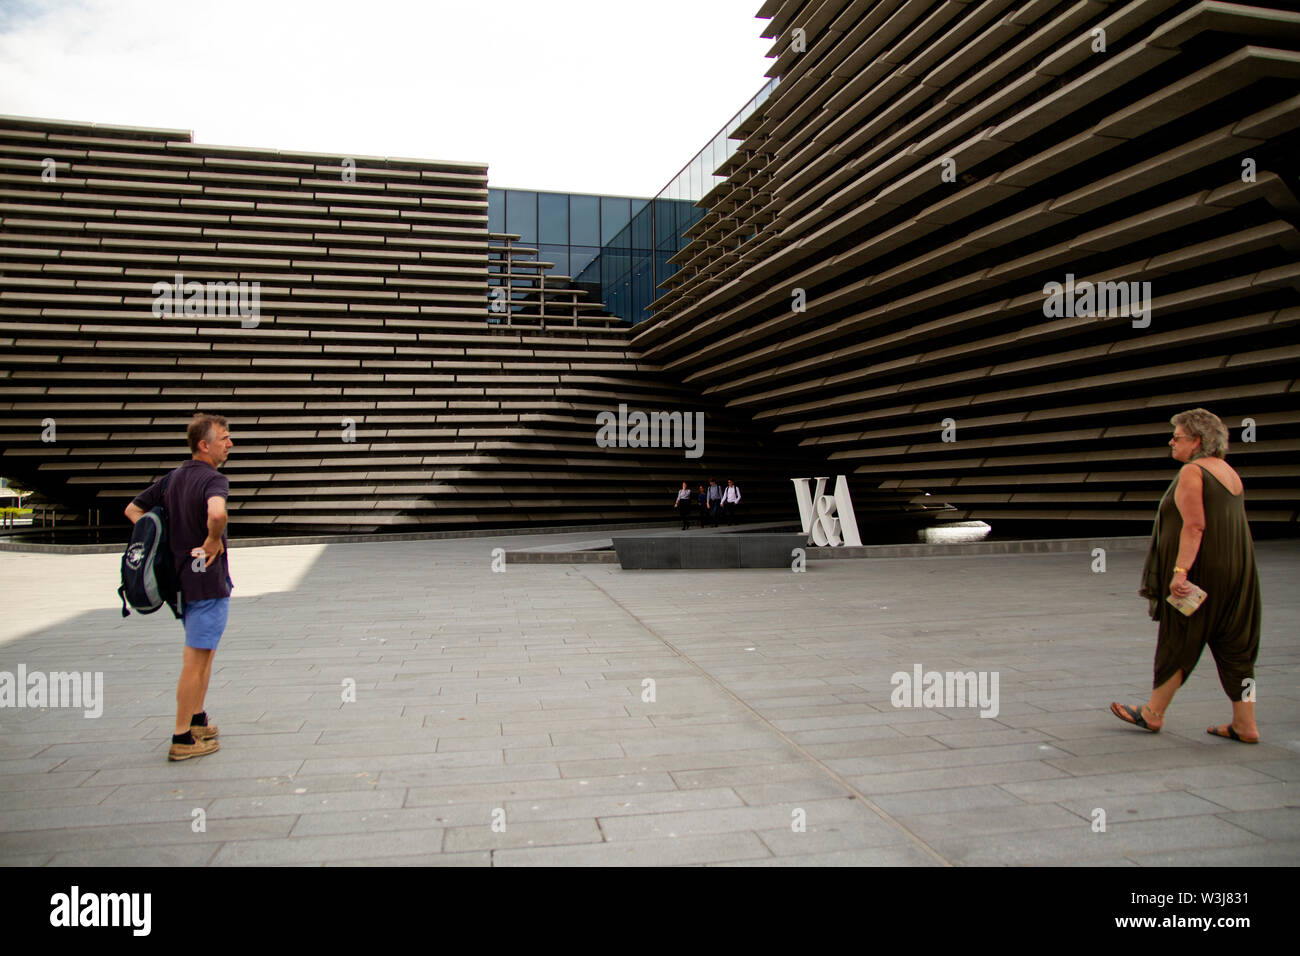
[580,78,776,324]
[488,188,646,284]
[488,77,778,324]
[580,196,698,324]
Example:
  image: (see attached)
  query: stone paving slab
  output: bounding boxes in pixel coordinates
[404,772,680,808]
[1001,765,1283,803]
[1187,781,1298,811]
[870,784,1028,817]
[712,844,944,866]
[754,817,914,855]
[934,816,1266,866]
[0,814,297,856]
[1127,840,1300,866]
[595,797,869,842]
[47,845,221,867]
[1056,791,1233,823]
[210,828,449,866]
[323,851,493,867]
[1216,807,1300,840]
[493,831,772,866]
[732,777,854,804]
[0,534,1296,866]
[290,805,492,835]
[444,818,604,853]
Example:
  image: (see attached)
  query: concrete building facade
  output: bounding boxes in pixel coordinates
[1,0,1297,534]
[638,0,1300,528]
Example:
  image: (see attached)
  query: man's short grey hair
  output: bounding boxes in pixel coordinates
[1171,408,1229,459]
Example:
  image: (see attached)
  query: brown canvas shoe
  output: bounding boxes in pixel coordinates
[190,722,219,741]
[168,736,220,761]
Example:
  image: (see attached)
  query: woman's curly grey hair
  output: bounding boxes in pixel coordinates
[1171,408,1228,459]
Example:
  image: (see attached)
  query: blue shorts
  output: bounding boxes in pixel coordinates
[182,597,229,650]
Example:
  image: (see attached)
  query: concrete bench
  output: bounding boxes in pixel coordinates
[611,533,806,569]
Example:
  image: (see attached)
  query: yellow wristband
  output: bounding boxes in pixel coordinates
[1173,566,1188,575]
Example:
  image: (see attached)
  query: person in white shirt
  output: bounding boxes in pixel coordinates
[673,481,692,529]
[720,479,741,525]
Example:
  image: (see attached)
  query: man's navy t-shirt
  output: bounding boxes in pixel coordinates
[131,460,231,602]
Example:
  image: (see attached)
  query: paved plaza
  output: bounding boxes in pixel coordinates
[0,532,1297,866]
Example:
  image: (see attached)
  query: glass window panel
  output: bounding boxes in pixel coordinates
[654,198,673,250]
[538,193,568,245]
[600,197,631,245]
[639,259,654,317]
[616,281,632,322]
[487,189,505,234]
[505,190,536,244]
[631,207,652,252]
[571,245,600,279]
[602,252,630,300]
[538,243,568,277]
[656,251,676,293]
[570,195,600,245]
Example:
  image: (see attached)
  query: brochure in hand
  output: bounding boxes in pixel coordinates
[1167,582,1207,616]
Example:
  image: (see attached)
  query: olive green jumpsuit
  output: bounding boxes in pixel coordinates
[1139,462,1261,700]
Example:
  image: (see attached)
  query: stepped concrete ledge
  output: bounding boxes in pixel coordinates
[509,533,1157,564]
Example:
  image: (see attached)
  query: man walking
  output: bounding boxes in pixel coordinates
[125,414,233,761]
[721,478,742,525]
[706,478,722,527]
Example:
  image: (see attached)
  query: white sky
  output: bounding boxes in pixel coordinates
[0,0,777,197]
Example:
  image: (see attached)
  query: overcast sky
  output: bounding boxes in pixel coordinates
[0,0,776,197]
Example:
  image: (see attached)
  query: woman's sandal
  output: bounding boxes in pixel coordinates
[1110,701,1162,733]
[1206,724,1259,744]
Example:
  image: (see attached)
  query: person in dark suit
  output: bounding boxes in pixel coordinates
[706,478,722,526]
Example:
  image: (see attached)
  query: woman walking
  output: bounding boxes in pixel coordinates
[1110,409,1262,742]
[673,481,692,530]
